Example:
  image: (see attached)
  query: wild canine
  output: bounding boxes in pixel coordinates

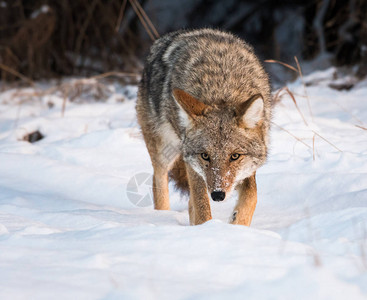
[136,29,271,226]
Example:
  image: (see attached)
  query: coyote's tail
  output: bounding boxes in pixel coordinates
[169,155,189,194]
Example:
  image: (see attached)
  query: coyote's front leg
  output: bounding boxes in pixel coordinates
[186,165,212,225]
[152,164,170,210]
[231,173,257,226]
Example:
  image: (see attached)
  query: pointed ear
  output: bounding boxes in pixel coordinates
[172,89,208,118]
[237,94,264,128]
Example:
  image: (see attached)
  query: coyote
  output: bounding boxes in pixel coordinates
[136,29,271,226]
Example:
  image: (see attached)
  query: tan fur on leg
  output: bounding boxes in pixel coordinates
[186,165,212,225]
[152,166,170,210]
[231,173,257,226]
[188,198,195,225]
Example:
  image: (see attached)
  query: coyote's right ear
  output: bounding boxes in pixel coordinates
[237,94,264,128]
[172,89,208,120]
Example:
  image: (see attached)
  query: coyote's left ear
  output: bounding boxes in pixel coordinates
[237,94,264,128]
[172,89,209,119]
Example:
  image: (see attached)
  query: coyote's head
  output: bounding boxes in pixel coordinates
[173,89,267,201]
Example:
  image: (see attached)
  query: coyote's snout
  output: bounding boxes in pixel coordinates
[211,191,225,202]
[136,29,271,226]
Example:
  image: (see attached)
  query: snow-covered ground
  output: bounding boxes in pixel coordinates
[0,70,367,299]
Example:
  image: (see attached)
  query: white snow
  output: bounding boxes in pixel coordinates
[0,70,367,299]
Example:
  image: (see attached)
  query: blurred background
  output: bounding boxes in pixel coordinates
[0,0,366,86]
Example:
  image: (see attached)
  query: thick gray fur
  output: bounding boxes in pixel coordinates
[137,28,271,141]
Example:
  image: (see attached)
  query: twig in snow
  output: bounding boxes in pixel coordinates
[264,59,298,73]
[90,71,140,80]
[304,206,322,267]
[274,87,309,126]
[272,122,312,149]
[312,130,343,152]
[266,57,313,123]
[355,125,367,131]
[328,97,365,126]
[294,56,314,121]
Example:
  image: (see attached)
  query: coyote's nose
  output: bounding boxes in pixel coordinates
[211,191,226,201]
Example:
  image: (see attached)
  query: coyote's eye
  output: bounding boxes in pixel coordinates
[201,153,210,161]
[230,153,240,161]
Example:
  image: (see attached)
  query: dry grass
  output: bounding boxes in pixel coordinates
[264,59,298,73]
[355,125,367,131]
[294,56,314,121]
[269,57,346,157]
[0,0,157,82]
[53,72,139,116]
[0,63,34,86]
[274,87,308,126]
[3,71,140,118]
[266,56,313,120]
[128,0,159,40]
[115,0,128,32]
[271,122,312,150]
[312,130,343,152]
